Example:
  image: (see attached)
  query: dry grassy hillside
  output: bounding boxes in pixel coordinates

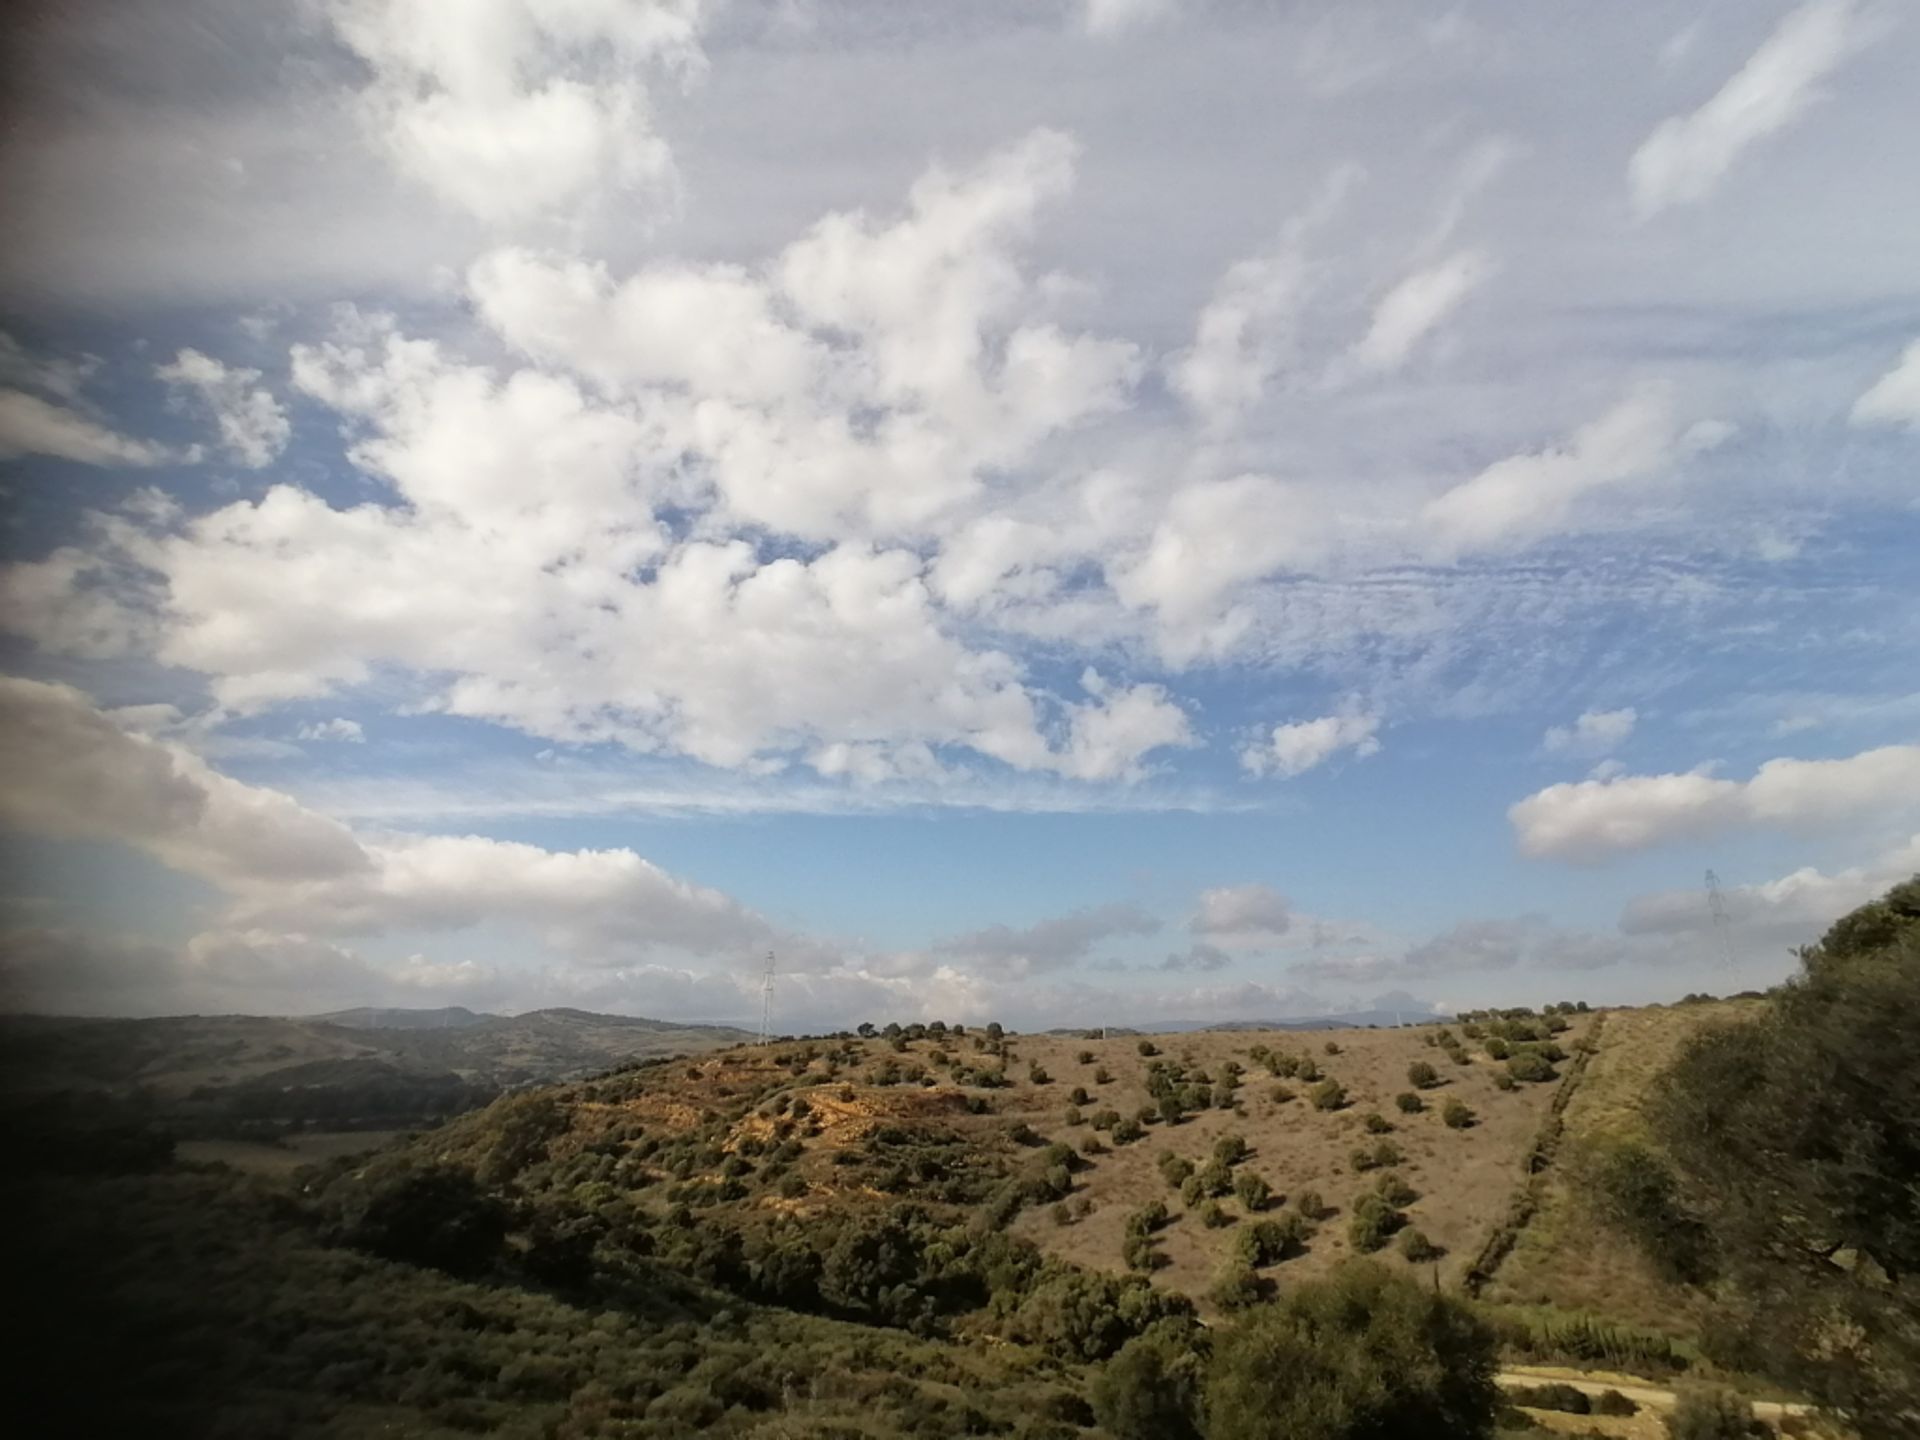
[1485,997,1765,1333]
[994,1022,1586,1303]
[422,1013,1597,1315]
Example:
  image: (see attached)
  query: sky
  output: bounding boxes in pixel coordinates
[0,0,1917,1032]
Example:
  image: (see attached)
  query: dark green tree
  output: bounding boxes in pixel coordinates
[1643,878,1920,1436]
[1205,1261,1498,1440]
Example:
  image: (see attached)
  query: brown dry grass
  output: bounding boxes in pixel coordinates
[979,1021,1586,1306]
[1485,998,1765,1332]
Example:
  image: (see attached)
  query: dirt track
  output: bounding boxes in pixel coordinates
[1498,1364,1815,1426]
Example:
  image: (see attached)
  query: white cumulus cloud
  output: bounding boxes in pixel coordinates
[1510,743,1920,861]
[156,348,291,468]
[1242,709,1381,779]
[325,0,709,224]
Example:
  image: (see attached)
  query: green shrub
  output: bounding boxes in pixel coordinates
[1137,1040,1159,1057]
[1199,1199,1231,1228]
[1394,1091,1423,1113]
[1295,1058,1322,1083]
[1506,1051,1555,1084]
[1484,1036,1511,1060]
[1373,1171,1417,1207]
[1121,1232,1162,1272]
[1111,1117,1144,1145]
[1212,1134,1248,1167]
[1126,1201,1169,1237]
[1205,1262,1498,1440]
[1594,1389,1639,1416]
[1210,1261,1270,1312]
[1309,1078,1347,1111]
[1064,1105,1084,1126]
[1195,1160,1233,1197]
[1398,1227,1442,1262]
[1442,1098,1474,1129]
[1293,1188,1325,1221]
[1093,1065,1113,1085]
[1507,1381,1589,1413]
[1076,1050,1096,1065]
[1665,1386,1764,1439]
[1323,1041,1341,1055]
[1270,1083,1294,1104]
[1348,1194,1402,1252]
[1233,1171,1272,1212]
[1407,1061,1439,1089]
[1492,1073,1517,1092]
[1363,1112,1393,1134]
[1158,1152,1195,1188]
[1091,1323,1204,1440]
[1070,1086,1091,1105]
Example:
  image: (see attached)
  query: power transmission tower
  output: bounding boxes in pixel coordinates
[1704,870,1740,991]
[759,950,776,1044]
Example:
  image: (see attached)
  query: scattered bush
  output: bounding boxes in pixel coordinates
[1666,1386,1764,1440]
[1212,1134,1248,1167]
[1484,1036,1511,1060]
[1398,1227,1443,1262]
[1111,1117,1144,1146]
[1069,1085,1091,1105]
[1442,1098,1475,1129]
[1210,1261,1270,1312]
[1507,1381,1590,1414]
[1063,1105,1084,1127]
[1372,1171,1417,1208]
[1309,1078,1347,1111]
[1506,1051,1555,1084]
[1348,1194,1402,1253]
[1363,1112,1393,1134]
[1323,1041,1341,1055]
[1492,1073,1517,1092]
[1137,1041,1159,1057]
[1158,1152,1195,1188]
[1199,1200,1232,1229]
[1269,1083,1294,1104]
[1125,1201,1169,1237]
[1394,1091,1423,1114]
[1093,1066,1114,1085]
[1408,1061,1440,1089]
[1293,1189,1326,1222]
[1233,1171,1272,1212]
[1076,1050,1096,1065]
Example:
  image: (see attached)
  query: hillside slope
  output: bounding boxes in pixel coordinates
[0,1007,755,1133]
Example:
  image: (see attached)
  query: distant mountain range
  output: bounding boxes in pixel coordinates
[311,1006,496,1030]
[0,1006,756,1132]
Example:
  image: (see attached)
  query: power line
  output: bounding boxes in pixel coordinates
[1704,869,1740,991]
[759,949,776,1044]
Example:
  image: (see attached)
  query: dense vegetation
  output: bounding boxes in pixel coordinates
[1595,877,1920,1439]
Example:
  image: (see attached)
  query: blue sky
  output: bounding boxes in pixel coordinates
[1,0,1917,1029]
